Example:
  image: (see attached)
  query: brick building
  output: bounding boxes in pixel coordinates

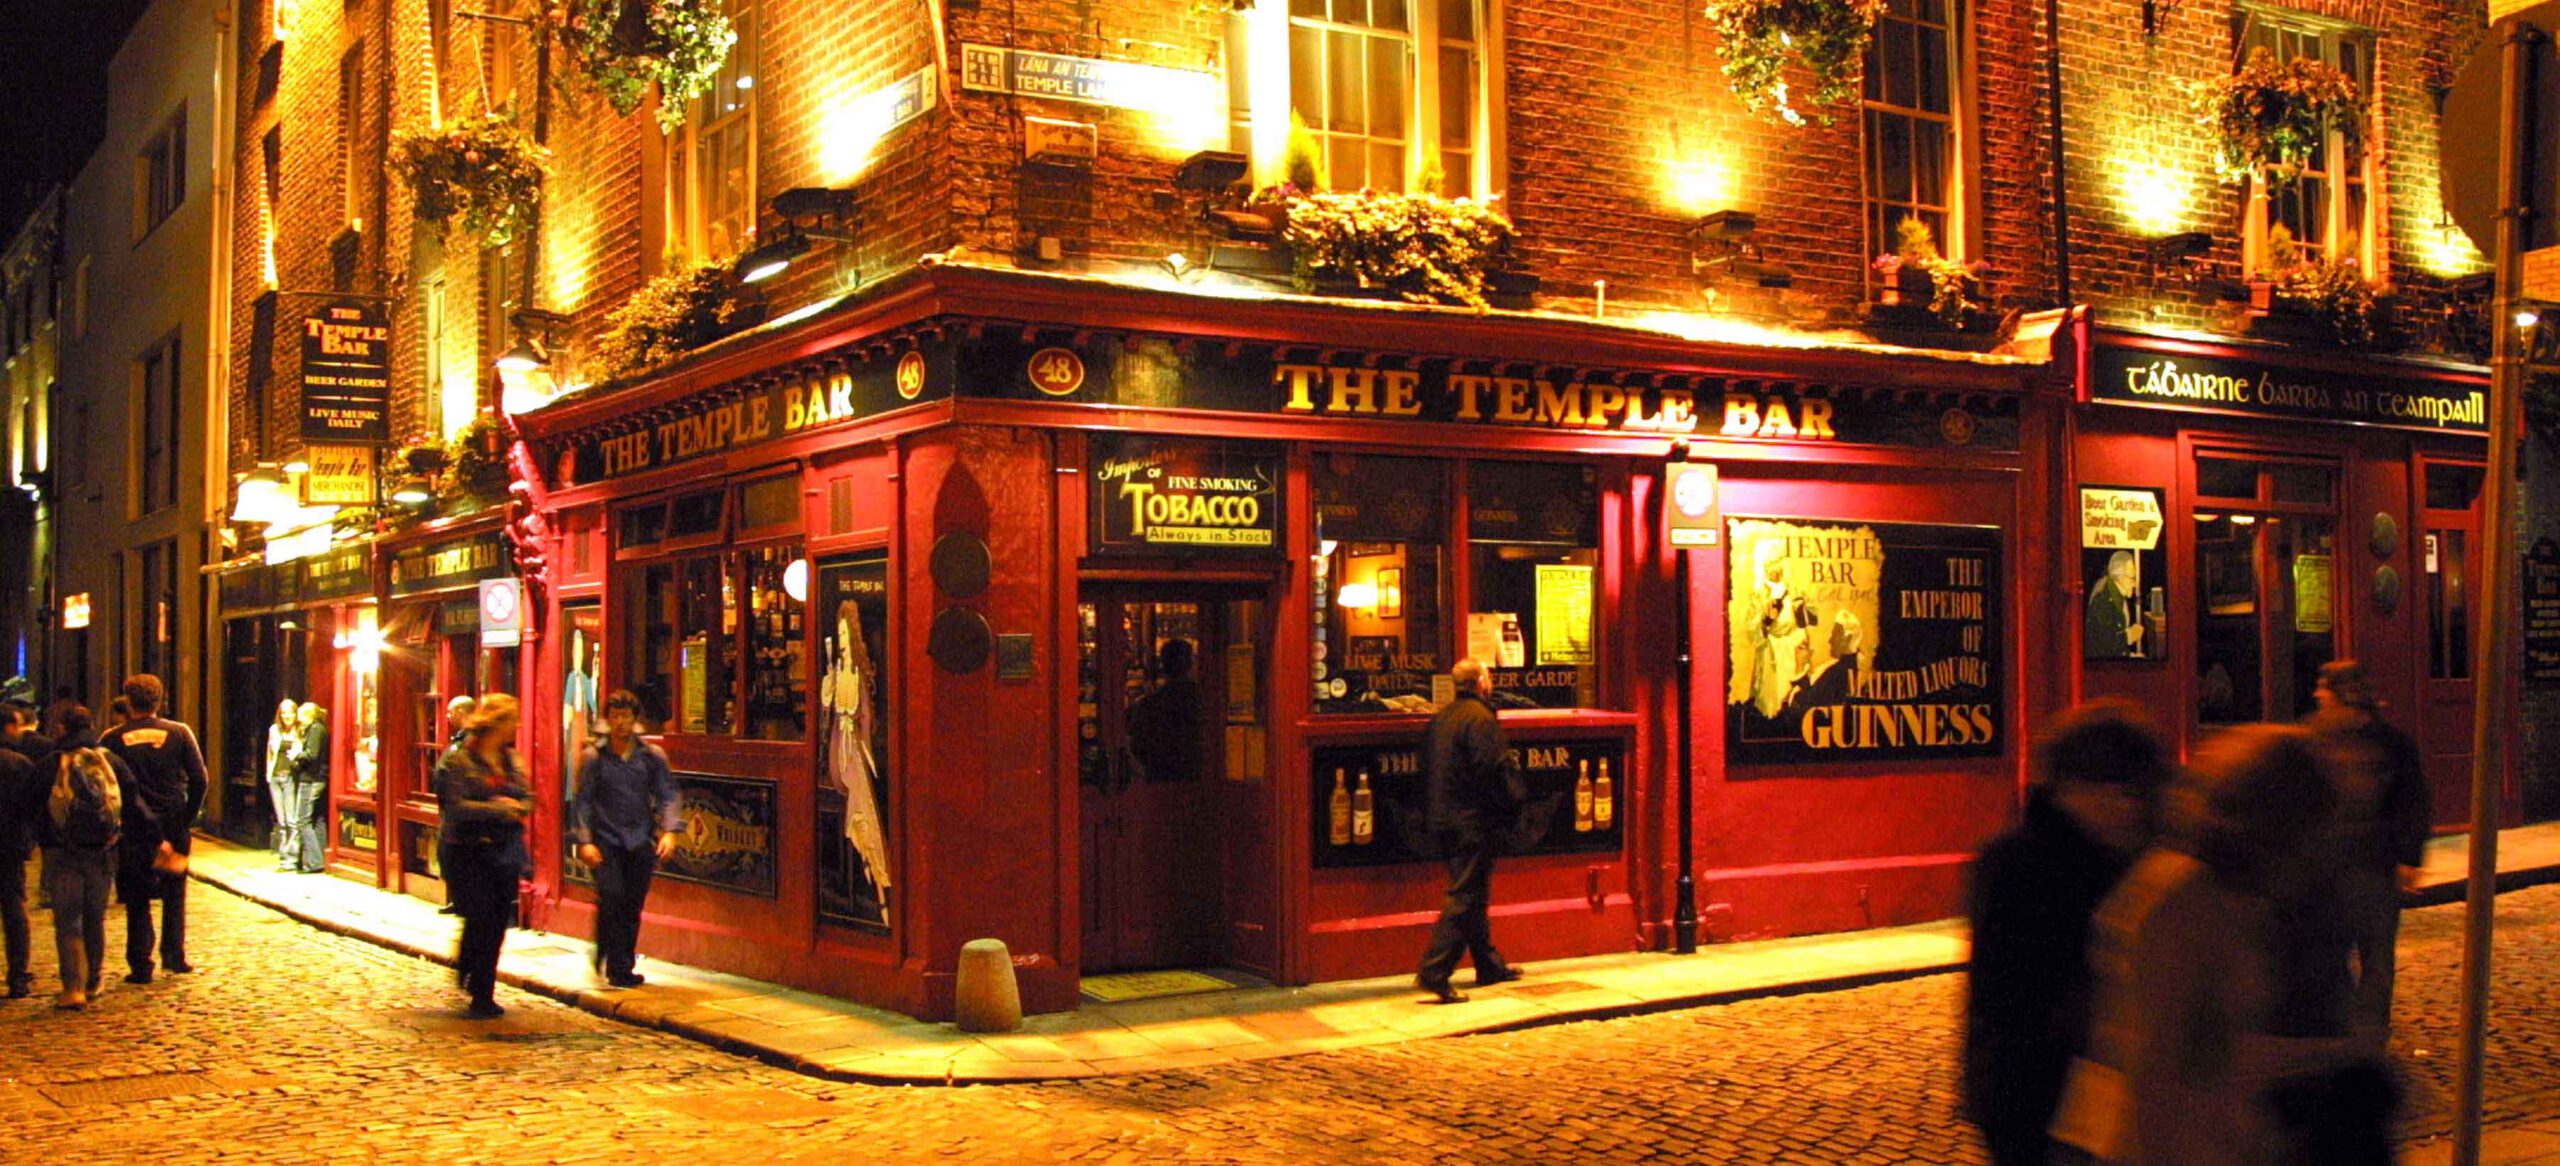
[0,191,62,707]
[208,0,2502,1019]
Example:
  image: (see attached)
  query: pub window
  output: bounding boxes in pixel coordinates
[138,333,182,515]
[137,105,187,238]
[1237,1,1493,197]
[2424,463,2484,681]
[1467,461,1600,709]
[1313,454,1449,712]
[2237,11,2377,278]
[1862,0,1967,288]
[665,0,757,264]
[616,477,807,741]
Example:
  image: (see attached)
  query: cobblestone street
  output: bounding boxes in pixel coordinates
[2,877,2557,1164]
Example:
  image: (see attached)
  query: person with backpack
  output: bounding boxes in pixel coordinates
[0,737,40,999]
[100,675,207,983]
[37,708,143,1010]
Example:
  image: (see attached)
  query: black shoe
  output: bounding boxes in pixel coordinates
[607,972,646,988]
[123,970,153,985]
[1414,976,1468,1005]
[165,961,196,975]
[464,999,505,1019]
[1473,964,1523,987]
[6,975,33,999]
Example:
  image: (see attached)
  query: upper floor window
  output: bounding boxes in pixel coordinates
[2238,11,2375,276]
[665,0,758,265]
[138,333,182,515]
[1240,2,1491,197]
[137,106,188,238]
[1861,0,1965,282]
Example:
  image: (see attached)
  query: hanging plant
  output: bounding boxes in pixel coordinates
[2196,46,2366,188]
[446,414,516,503]
[390,111,548,243]
[561,0,738,133]
[591,259,757,378]
[1272,189,1518,311]
[1702,0,1888,125]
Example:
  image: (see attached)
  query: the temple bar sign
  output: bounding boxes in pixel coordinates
[300,301,391,442]
[2090,343,2488,434]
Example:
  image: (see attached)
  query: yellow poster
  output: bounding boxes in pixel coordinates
[681,633,710,734]
[2294,554,2334,634]
[1534,564,1595,665]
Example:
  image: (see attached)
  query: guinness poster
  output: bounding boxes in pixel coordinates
[1311,737,1626,868]
[300,301,392,442]
[1725,518,2003,765]
[663,773,779,897]
[1088,434,1283,556]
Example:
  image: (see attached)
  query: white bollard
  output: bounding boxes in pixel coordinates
[953,938,1022,1033]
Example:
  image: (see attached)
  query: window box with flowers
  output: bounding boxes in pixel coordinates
[1866,218,1997,338]
[390,112,548,244]
[1266,188,1522,312]
[591,260,764,380]
[2245,225,2389,349]
[1703,0,1889,124]
[562,0,738,133]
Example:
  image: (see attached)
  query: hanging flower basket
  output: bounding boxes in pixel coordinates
[1271,189,1519,311]
[562,0,738,133]
[591,260,760,378]
[390,112,548,244]
[1702,0,1888,124]
[2196,46,2365,188]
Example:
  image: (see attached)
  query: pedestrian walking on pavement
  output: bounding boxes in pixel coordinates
[36,708,140,1010]
[2304,659,2432,1037]
[2,700,53,760]
[436,693,531,1019]
[1414,658,1527,1005]
[288,702,330,873]
[0,736,41,999]
[571,689,682,988]
[1962,699,2172,1166]
[265,700,300,870]
[100,675,206,983]
[2052,723,2384,1166]
[446,695,477,750]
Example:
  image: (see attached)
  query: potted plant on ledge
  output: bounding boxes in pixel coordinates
[1866,218,1998,343]
[2246,226,2387,349]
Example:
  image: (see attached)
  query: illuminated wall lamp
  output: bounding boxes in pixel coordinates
[390,476,435,505]
[1335,581,1379,610]
[230,463,292,524]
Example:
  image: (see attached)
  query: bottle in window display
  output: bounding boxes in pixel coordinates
[1574,759,1595,833]
[1351,771,1375,846]
[1594,758,1614,829]
[1329,769,1352,846]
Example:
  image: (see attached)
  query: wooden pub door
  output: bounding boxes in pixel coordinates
[1076,589,1251,973]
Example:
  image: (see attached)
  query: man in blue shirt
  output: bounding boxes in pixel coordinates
[571,689,681,988]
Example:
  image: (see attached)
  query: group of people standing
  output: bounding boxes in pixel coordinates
[1963,660,2431,1165]
[264,700,329,873]
[0,676,206,1010]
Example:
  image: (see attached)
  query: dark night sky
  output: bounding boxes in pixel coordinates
[0,0,157,230]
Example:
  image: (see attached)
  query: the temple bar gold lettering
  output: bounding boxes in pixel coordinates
[596,367,879,478]
[1273,363,1836,440]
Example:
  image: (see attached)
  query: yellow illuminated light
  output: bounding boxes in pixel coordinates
[2120,160,2191,236]
[1661,150,1738,219]
[62,592,91,630]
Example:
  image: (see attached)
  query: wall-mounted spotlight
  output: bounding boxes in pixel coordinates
[739,187,861,285]
[1691,209,1759,244]
[1173,149,1250,193]
[736,229,811,284]
[230,463,292,525]
[1691,210,1793,290]
[2145,230,2212,267]
[494,307,572,374]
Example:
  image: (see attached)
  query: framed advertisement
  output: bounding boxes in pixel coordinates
[661,773,780,898]
[1312,737,1625,868]
[560,603,602,887]
[1724,517,2004,765]
[815,553,893,932]
[2080,486,2168,662]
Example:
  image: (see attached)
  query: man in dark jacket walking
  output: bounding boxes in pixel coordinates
[571,689,683,988]
[0,739,40,998]
[1963,699,2171,1166]
[1414,658,1526,1004]
[99,675,207,982]
[2306,659,2433,1036]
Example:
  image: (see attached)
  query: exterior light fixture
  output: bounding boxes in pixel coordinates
[783,557,810,602]
[1335,581,1379,610]
[390,475,435,505]
[736,230,810,284]
[2145,231,2212,266]
[1172,149,1250,192]
[2517,309,2542,329]
[495,337,548,372]
[495,307,572,374]
[1691,209,1759,243]
[230,463,293,524]
[1691,210,1792,289]
[281,454,312,475]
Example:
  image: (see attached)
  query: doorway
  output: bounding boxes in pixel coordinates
[2192,454,2339,729]
[1076,587,1265,974]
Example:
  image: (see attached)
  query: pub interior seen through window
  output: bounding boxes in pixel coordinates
[618,475,809,740]
[1312,454,1601,713]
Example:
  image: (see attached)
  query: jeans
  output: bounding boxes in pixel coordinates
[444,846,521,1004]
[42,847,113,994]
[1417,836,1510,987]
[1,851,29,985]
[125,876,188,975]
[591,845,659,978]
[2342,869,2403,1034]
[281,782,327,872]
[267,774,296,865]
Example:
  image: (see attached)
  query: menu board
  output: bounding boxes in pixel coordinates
[1726,518,2004,765]
[2528,539,2560,685]
[1311,737,1626,868]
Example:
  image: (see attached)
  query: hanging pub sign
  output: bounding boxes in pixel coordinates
[301,444,378,506]
[300,300,392,442]
[563,341,954,484]
[1310,736,1627,868]
[962,334,2022,452]
[1088,434,1283,556]
[2089,340,2489,434]
[1724,517,2004,765]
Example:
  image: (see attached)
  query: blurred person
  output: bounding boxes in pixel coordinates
[2306,660,2431,1037]
[446,695,477,750]
[436,694,530,1019]
[107,696,133,726]
[571,690,680,988]
[100,675,206,982]
[36,708,140,1009]
[288,703,330,873]
[1124,639,1202,783]
[1413,658,1527,1004]
[0,730,37,999]
[1963,700,2173,1166]
[265,700,300,870]
[3,700,52,758]
[2051,724,2381,1166]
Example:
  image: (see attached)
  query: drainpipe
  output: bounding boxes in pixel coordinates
[2044,0,2074,308]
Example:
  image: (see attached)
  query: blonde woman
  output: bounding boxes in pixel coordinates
[434,693,530,1019]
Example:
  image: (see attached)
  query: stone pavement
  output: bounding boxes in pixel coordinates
[175,819,2560,1085]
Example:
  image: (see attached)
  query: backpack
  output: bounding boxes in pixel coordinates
[49,748,121,849]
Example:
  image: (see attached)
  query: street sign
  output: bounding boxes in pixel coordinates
[479,577,523,649]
